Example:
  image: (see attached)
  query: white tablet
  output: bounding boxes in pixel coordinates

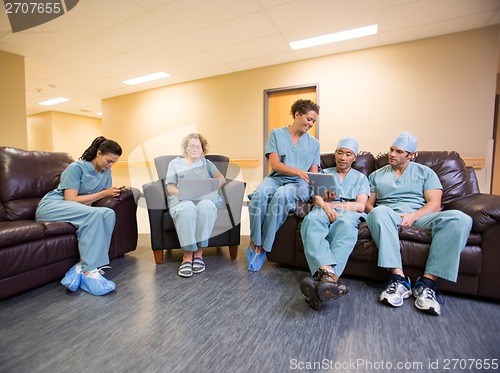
[178,178,219,201]
[306,172,337,196]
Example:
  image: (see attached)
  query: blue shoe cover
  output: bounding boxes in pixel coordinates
[61,263,82,292]
[246,245,256,267]
[80,269,116,296]
[248,250,266,272]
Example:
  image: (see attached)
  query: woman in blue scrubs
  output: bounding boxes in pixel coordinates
[36,137,123,296]
[247,99,320,271]
[166,133,226,278]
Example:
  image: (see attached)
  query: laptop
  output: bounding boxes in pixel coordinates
[178,178,219,201]
[306,172,337,196]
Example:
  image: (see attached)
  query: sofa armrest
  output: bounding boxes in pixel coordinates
[143,181,167,211]
[295,200,314,218]
[93,187,139,209]
[445,193,500,232]
[142,181,168,250]
[220,179,246,227]
[93,187,139,258]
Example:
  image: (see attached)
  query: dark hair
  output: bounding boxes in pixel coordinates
[181,133,209,157]
[80,136,122,161]
[290,99,320,118]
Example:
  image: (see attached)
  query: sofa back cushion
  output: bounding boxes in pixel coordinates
[320,151,375,177]
[0,147,73,221]
[374,151,473,207]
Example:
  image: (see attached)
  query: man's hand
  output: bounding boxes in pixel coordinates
[400,212,417,226]
[322,204,339,222]
[322,190,336,202]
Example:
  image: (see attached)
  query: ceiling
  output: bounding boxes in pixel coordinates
[1,0,500,118]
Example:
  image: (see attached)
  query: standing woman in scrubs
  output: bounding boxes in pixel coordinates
[36,136,123,296]
[247,99,320,272]
[166,133,226,278]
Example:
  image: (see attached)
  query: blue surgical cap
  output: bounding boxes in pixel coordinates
[336,137,359,156]
[392,132,418,153]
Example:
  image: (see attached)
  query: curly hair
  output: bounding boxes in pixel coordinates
[80,136,122,161]
[181,133,209,157]
[290,99,320,118]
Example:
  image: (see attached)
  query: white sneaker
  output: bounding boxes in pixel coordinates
[413,279,442,315]
[380,277,411,307]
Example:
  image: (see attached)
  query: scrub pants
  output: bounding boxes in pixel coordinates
[36,199,115,273]
[301,207,363,276]
[366,205,472,282]
[169,199,217,252]
[249,176,310,252]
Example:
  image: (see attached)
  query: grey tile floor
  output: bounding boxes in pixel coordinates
[1,235,499,373]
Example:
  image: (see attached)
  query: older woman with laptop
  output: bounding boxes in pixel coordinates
[165,133,226,277]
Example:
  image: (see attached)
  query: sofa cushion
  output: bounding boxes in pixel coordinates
[0,221,45,248]
[41,221,77,236]
[0,147,73,221]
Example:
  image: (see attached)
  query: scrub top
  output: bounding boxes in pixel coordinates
[40,160,112,201]
[322,167,370,202]
[369,162,442,213]
[266,126,320,181]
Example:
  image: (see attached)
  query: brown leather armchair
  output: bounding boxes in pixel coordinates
[0,147,138,300]
[142,154,246,264]
[267,151,500,300]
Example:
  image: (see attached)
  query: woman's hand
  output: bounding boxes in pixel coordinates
[104,186,123,198]
[64,186,122,205]
[297,170,309,182]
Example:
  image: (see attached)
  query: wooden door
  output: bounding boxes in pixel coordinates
[263,86,318,176]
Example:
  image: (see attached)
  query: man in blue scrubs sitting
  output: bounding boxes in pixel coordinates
[300,137,370,310]
[366,132,473,315]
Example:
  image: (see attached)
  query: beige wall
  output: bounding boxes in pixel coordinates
[104,27,499,196]
[27,111,102,160]
[0,50,27,148]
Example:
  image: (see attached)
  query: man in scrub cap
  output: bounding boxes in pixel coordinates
[366,132,472,315]
[299,137,370,310]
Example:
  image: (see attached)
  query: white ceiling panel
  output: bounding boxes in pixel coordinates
[89,13,179,53]
[210,34,292,64]
[185,12,279,50]
[152,0,262,33]
[44,39,120,68]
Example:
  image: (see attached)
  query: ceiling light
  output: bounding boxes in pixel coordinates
[122,72,170,85]
[97,112,102,116]
[289,24,378,50]
[38,97,69,106]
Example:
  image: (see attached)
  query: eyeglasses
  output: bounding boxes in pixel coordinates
[187,145,202,150]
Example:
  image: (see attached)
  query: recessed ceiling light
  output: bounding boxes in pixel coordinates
[289,24,378,50]
[97,112,102,116]
[38,97,69,106]
[122,71,170,85]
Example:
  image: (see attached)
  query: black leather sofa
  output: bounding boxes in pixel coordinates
[267,150,500,300]
[0,147,139,300]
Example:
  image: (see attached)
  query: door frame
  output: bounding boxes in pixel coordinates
[263,84,320,176]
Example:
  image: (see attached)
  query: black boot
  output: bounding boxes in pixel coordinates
[317,269,349,302]
[299,275,322,310]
